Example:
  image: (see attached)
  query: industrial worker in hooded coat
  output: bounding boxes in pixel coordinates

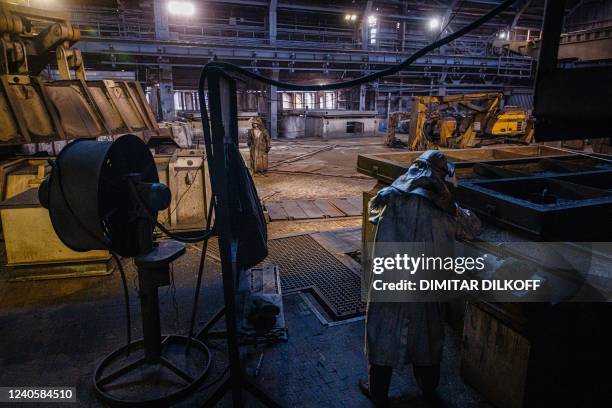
[360,150,481,406]
[247,116,271,174]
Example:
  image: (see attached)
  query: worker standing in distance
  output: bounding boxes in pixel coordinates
[361,150,481,406]
[247,116,271,174]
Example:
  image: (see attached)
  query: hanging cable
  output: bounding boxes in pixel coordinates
[112,252,132,352]
[196,0,519,168]
[126,178,215,243]
[187,200,215,343]
[198,0,518,93]
[154,220,215,243]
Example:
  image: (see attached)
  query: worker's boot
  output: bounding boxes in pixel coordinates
[413,364,440,400]
[359,364,392,407]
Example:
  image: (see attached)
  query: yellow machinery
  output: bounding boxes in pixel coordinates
[407,93,532,151]
[0,157,111,280]
[0,3,159,146]
[0,4,206,280]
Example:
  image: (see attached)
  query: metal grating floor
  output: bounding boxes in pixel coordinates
[208,234,365,320]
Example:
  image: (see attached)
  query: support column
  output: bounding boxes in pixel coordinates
[269,0,277,45]
[361,0,373,50]
[268,0,278,138]
[359,0,372,111]
[359,85,366,111]
[270,69,279,139]
[154,0,170,40]
[154,0,175,121]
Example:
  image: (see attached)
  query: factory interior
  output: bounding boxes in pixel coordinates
[0,0,611,407]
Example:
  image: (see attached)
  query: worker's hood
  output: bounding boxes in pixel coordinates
[389,150,456,214]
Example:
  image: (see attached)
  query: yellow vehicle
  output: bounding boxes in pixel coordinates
[406,93,532,150]
[485,106,528,136]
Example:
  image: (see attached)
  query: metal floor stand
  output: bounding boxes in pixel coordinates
[93,240,212,407]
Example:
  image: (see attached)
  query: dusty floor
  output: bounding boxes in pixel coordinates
[252,136,384,202]
[0,135,490,407]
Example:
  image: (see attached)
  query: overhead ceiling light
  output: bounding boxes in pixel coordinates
[428,17,440,30]
[368,15,377,26]
[168,1,195,16]
[351,14,357,21]
[498,31,508,39]
[345,14,357,21]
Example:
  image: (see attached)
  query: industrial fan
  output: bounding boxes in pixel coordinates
[38,134,211,406]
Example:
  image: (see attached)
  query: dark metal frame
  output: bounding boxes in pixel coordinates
[533,0,612,142]
[197,66,281,407]
[455,170,612,241]
[93,240,212,406]
[356,148,612,240]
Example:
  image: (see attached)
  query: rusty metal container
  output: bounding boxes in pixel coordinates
[0,75,158,146]
[0,188,110,280]
[155,149,209,232]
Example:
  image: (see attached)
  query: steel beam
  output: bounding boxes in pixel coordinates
[270,69,278,138]
[153,0,174,120]
[269,0,277,45]
[80,38,532,71]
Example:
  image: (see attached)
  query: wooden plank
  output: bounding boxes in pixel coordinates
[296,200,327,219]
[281,200,310,220]
[347,196,363,212]
[334,227,362,250]
[313,200,345,218]
[311,228,361,254]
[265,202,289,221]
[329,198,362,217]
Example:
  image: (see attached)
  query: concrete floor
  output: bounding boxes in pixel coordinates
[0,136,490,407]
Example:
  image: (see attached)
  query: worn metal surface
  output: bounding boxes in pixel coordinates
[358,146,612,240]
[0,77,158,145]
[0,3,158,145]
[357,146,568,184]
[210,234,364,320]
[164,149,207,231]
[155,149,209,232]
[306,110,379,139]
[280,110,378,139]
[455,170,612,241]
[0,158,48,201]
[266,234,364,319]
[461,302,529,408]
[0,188,109,275]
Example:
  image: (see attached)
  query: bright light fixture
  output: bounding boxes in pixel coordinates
[351,14,357,21]
[368,15,377,26]
[498,31,508,39]
[429,17,440,30]
[345,14,357,21]
[168,1,195,16]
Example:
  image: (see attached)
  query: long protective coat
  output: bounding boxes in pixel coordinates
[247,124,271,173]
[365,188,479,368]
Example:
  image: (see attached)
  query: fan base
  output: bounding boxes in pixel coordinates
[93,334,211,407]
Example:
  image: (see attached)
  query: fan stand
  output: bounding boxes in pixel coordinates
[93,240,211,407]
[195,241,282,408]
[194,67,282,407]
